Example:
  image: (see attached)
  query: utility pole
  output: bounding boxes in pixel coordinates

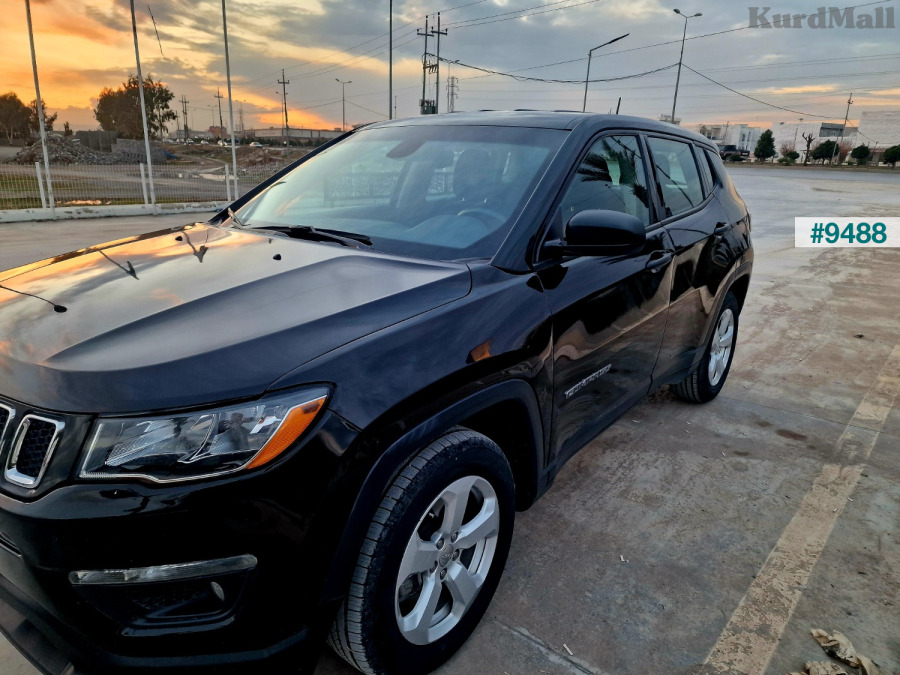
[214,87,225,137]
[24,0,54,213]
[447,76,459,112]
[431,13,447,114]
[394,95,398,119]
[336,79,351,131]
[417,16,433,115]
[830,94,853,165]
[239,102,244,135]
[278,69,290,152]
[671,9,702,125]
[181,95,190,140]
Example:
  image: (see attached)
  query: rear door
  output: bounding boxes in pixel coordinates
[644,135,732,381]
[539,133,675,464]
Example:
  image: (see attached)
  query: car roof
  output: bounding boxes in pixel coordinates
[365,110,716,148]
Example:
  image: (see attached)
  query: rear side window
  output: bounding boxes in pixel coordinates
[559,135,651,227]
[647,137,704,219]
[705,149,733,190]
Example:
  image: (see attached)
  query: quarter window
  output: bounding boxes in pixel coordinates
[560,135,651,227]
[647,137,705,218]
[696,145,715,195]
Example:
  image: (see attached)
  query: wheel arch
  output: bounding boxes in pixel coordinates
[319,379,544,603]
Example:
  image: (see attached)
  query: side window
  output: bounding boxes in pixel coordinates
[560,135,651,227]
[705,149,733,190]
[647,137,705,219]
[696,145,715,195]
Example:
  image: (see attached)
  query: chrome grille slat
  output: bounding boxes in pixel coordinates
[4,413,65,488]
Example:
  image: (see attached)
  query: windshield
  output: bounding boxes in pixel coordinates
[234,125,567,261]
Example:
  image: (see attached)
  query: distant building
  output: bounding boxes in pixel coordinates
[768,121,858,163]
[694,123,763,155]
[858,110,900,160]
[248,127,343,142]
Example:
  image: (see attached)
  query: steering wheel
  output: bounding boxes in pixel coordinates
[457,208,506,227]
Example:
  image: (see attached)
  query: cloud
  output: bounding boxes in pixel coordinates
[758,84,839,95]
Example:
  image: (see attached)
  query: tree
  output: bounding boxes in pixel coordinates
[93,75,177,140]
[28,99,57,136]
[0,91,30,144]
[780,141,795,157]
[883,145,900,167]
[801,131,816,165]
[850,144,871,165]
[754,129,776,163]
[63,121,72,137]
[812,140,838,163]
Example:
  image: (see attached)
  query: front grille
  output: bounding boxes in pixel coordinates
[0,407,10,436]
[15,419,58,479]
[5,414,65,488]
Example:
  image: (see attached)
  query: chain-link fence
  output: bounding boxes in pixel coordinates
[0,162,288,213]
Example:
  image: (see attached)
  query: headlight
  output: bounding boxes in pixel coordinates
[80,388,329,483]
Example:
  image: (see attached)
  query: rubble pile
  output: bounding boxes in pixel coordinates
[238,147,309,167]
[12,135,130,165]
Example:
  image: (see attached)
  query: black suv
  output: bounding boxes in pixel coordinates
[0,112,751,674]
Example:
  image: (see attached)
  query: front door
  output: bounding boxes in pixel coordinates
[539,134,674,464]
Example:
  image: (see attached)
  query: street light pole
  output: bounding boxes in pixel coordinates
[130,0,156,207]
[221,0,238,199]
[24,0,54,215]
[582,33,629,112]
[671,8,702,126]
[389,0,393,119]
[336,79,351,131]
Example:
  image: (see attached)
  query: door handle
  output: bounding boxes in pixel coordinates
[645,251,673,272]
[713,222,731,236]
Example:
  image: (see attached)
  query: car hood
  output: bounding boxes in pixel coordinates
[0,224,471,413]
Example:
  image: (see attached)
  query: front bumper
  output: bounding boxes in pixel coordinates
[0,409,359,674]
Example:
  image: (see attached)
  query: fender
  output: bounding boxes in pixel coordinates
[687,259,754,375]
[318,378,544,604]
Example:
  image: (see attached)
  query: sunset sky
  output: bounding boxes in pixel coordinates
[2,0,898,134]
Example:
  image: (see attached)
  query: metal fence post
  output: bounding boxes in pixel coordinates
[34,161,47,209]
[139,163,149,206]
[224,165,232,202]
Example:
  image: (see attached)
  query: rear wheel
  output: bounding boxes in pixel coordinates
[328,429,515,674]
[672,291,740,403]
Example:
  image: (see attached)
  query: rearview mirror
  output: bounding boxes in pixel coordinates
[544,209,647,257]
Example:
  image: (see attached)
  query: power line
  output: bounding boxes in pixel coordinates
[446,0,596,27]
[682,64,834,118]
[437,55,678,84]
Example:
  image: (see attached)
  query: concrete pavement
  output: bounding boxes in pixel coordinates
[1,167,899,674]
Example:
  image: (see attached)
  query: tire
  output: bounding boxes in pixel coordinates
[672,291,740,403]
[328,429,515,675]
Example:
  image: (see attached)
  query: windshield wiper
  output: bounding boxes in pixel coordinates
[227,207,246,229]
[254,225,372,248]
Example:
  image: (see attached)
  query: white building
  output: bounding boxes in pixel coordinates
[694,123,763,154]
[858,110,900,149]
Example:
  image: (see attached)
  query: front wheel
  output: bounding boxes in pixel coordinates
[672,291,740,403]
[328,429,515,674]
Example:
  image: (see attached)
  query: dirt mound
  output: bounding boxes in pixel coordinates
[13,135,129,165]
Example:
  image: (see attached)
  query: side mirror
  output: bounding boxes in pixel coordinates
[544,209,647,257]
